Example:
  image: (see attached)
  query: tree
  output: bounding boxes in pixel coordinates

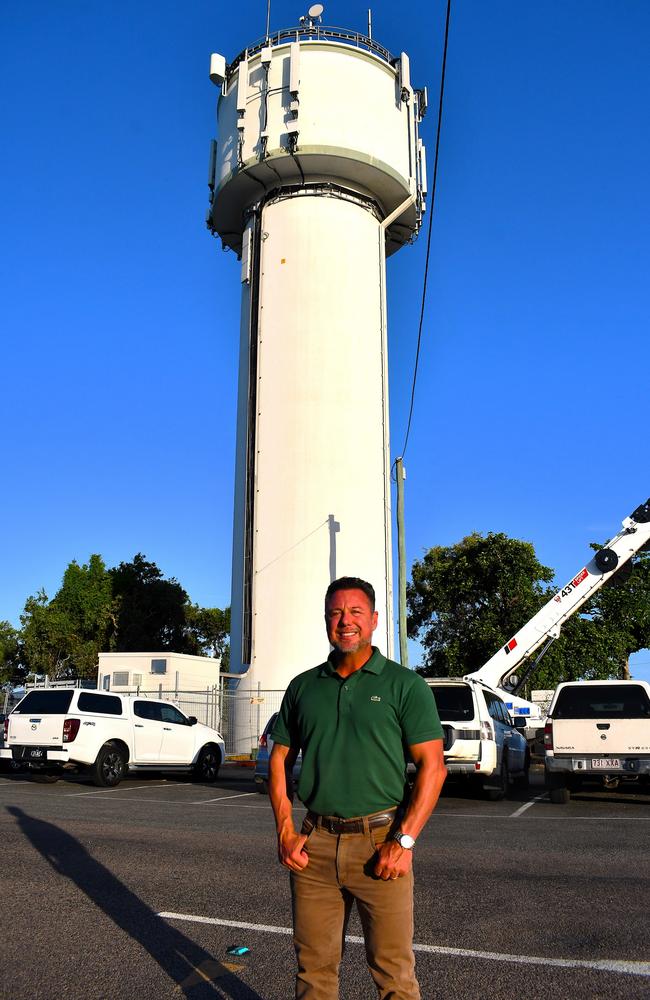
[522,612,630,690]
[109,553,197,653]
[185,604,231,668]
[585,545,650,679]
[0,620,24,686]
[407,532,554,677]
[15,552,232,680]
[20,555,113,679]
[521,547,650,688]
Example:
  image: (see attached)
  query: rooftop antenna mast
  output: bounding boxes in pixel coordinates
[266,0,271,38]
[368,8,372,38]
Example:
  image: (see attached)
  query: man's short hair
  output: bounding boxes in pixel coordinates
[325,577,376,611]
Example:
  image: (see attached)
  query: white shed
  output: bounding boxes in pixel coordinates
[97,652,221,694]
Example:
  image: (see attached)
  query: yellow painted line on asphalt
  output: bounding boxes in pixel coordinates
[158,912,650,978]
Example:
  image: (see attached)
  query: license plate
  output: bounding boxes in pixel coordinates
[591,758,620,769]
[26,747,47,761]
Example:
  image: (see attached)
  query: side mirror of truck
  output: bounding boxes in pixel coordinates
[188,716,198,726]
[512,717,527,732]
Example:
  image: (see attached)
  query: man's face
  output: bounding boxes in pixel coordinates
[325,588,378,655]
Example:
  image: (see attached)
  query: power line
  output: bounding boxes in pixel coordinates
[399,0,452,461]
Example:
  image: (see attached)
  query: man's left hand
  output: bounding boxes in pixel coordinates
[373,839,413,881]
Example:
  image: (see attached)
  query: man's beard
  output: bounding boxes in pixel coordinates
[331,635,370,655]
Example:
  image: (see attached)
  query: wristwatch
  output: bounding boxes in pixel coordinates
[393,831,416,850]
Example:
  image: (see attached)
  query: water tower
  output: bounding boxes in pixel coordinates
[207,7,427,747]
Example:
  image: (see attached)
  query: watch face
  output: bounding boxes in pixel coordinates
[397,833,415,849]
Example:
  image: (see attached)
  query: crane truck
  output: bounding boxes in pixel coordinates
[465,496,650,740]
[425,498,650,796]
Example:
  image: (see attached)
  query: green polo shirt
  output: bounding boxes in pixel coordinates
[271,647,443,818]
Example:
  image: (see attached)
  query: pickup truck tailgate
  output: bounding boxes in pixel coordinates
[552,718,650,754]
[8,714,65,746]
[7,690,74,747]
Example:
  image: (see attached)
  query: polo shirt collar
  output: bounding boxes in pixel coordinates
[320,647,386,676]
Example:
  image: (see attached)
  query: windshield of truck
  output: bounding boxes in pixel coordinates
[13,691,74,714]
[553,684,650,719]
[428,685,475,721]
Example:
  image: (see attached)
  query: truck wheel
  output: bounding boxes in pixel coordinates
[92,744,127,788]
[549,785,570,804]
[485,759,507,801]
[193,745,221,782]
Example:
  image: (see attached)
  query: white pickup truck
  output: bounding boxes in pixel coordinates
[0,688,225,787]
[544,680,650,802]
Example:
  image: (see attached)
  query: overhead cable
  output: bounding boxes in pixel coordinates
[398,0,452,462]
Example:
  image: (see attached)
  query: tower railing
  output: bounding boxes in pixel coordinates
[227,25,395,80]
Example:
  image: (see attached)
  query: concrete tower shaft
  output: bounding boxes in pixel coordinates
[208,22,427,710]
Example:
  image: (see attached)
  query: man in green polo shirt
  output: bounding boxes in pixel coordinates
[269,576,446,1000]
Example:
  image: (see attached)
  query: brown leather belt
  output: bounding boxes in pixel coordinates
[305,808,397,836]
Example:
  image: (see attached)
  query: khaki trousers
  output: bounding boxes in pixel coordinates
[290,815,420,1000]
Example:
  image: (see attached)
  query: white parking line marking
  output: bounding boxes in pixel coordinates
[191,791,258,805]
[65,782,191,797]
[161,912,292,936]
[510,794,547,818]
[158,912,650,978]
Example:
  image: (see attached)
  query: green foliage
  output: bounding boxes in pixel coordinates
[0,620,24,685]
[186,604,231,668]
[526,614,630,689]
[408,533,554,677]
[21,555,113,679]
[529,548,650,687]
[586,545,650,677]
[15,553,231,682]
[110,554,196,653]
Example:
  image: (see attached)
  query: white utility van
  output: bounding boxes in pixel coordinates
[1,688,225,787]
[544,680,650,802]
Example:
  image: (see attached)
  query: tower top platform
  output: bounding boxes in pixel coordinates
[207,22,428,258]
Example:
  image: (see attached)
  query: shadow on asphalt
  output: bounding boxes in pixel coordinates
[7,806,264,999]
[439,769,546,803]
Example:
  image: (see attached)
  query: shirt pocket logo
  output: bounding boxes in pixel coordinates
[370,695,381,702]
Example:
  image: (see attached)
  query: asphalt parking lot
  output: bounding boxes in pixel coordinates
[2,764,649,1000]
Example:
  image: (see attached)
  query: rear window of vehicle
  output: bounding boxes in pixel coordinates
[77,693,123,715]
[553,684,650,720]
[14,691,74,714]
[428,685,475,721]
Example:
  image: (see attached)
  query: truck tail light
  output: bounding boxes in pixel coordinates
[63,718,80,743]
[259,732,268,749]
[480,721,494,741]
[544,722,553,750]
[3,717,8,742]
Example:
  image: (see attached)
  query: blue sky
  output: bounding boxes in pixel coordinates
[2,1,648,680]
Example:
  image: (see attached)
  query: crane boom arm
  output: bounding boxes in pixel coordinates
[466,499,650,692]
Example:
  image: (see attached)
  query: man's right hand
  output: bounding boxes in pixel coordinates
[278,829,310,871]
